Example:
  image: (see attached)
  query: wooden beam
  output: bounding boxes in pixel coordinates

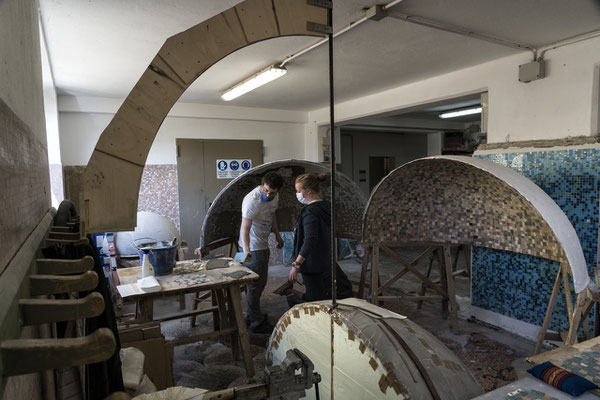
[30,271,98,296]
[20,292,104,325]
[443,244,459,333]
[378,246,438,295]
[534,266,563,354]
[380,245,447,298]
[1,328,115,377]
[358,246,371,299]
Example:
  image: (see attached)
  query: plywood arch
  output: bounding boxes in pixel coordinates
[82,0,328,232]
[362,155,589,292]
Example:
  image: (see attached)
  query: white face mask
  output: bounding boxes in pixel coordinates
[296,192,308,204]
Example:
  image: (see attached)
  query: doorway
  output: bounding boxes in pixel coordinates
[369,156,395,193]
[176,139,263,256]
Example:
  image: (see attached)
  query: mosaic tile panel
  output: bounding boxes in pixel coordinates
[362,158,567,264]
[201,160,367,248]
[63,164,180,231]
[138,164,180,230]
[473,148,600,330]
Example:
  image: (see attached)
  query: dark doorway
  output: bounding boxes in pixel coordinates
[369,156,395,192]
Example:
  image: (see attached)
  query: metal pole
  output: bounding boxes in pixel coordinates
[328,3,337,308]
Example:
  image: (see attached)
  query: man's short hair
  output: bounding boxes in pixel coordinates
[262,171,283,189]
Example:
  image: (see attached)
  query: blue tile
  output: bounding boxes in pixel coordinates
[473,149,600,331]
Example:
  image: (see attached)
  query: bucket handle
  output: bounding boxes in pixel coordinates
[133,237,158,249]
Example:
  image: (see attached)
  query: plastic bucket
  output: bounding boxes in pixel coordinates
[134,238,178,276]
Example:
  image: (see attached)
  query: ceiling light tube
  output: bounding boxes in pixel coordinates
[439,107,482,119]
[221,64,287,101]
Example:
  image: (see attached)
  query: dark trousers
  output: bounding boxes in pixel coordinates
[286,272,326,308]
[245,248,270,328]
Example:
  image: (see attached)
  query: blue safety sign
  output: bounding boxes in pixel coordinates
[216,159,252,179]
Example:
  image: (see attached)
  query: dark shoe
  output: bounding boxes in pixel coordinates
[250,319,274,334]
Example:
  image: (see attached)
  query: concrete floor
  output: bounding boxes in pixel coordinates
[149,246,539,394]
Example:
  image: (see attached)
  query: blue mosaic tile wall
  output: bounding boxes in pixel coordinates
[473,148,600,331]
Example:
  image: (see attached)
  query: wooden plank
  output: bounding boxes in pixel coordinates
[463,245,472,276]
[94,70,183,167]
[562,266,574,318]
[30,271,98,296]
[20,292,104,326]
[235,0,280,43]
[273,0,329,36]
[83,151,143,233]
[158,8,248,85]
[1,328,115,377]
[228,285,255,377]
[371,245,380,304]
[418,250,437,310]
[358,246,370,299]
[153,306,218,324]
[566,291,587,345]
[443,244,459,333]
[534,266,563,354]
[36,256,94,275]
[378,246,437,295]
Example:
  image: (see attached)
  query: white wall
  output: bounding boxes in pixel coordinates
[58,96,308,165]
[308,37,600,150]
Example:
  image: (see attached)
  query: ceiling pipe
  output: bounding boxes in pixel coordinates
[385,10,535,53]
[280,0,405,67]
[538,29,600,60]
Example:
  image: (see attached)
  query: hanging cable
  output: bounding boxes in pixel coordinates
[328,1,337,311]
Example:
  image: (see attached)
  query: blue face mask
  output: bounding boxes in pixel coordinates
[261,192,275,202]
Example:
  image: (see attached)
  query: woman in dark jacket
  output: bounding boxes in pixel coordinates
[288,173,353,304]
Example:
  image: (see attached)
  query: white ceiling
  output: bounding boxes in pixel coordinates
[39,0,600,112]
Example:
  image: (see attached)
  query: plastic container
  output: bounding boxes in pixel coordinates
[134,238,178,276]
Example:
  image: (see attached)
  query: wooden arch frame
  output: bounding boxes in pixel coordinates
[82,0,328,232]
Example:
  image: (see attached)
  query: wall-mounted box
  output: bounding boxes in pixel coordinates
[519,60,545,83]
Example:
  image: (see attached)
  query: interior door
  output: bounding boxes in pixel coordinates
[176,139,263,257]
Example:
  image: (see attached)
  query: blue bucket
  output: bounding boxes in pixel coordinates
[135,238,178,276]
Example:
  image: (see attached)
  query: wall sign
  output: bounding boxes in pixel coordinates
[216,159,252,179]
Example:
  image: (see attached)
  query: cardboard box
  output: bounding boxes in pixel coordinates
[119,323,173,390]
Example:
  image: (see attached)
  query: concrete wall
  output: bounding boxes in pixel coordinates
[308,36,600,147]
[0,0,48,398]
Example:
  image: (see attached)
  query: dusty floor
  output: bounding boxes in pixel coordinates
[143,247,540,394]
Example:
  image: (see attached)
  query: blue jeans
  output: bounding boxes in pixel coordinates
[245,249,270,328]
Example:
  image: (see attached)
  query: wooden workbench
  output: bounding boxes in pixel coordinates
[116,260,258,376]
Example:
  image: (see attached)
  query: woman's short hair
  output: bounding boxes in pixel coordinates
[295,173,327,194]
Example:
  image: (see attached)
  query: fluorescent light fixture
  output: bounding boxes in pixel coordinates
[439,107,482,119]
[221,64,287,101]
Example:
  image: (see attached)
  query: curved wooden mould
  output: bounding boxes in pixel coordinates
[82,0,329,232]
[19,292,105,326]
[1,327,116,377]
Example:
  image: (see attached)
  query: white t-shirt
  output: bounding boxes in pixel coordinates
[239,186,279,251]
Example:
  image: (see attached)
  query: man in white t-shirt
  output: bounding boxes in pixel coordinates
[239,171,284,333]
